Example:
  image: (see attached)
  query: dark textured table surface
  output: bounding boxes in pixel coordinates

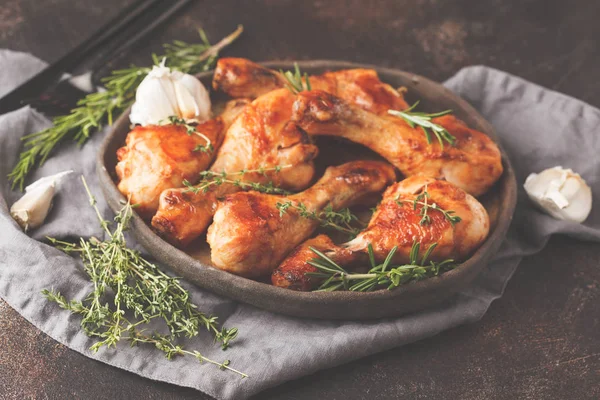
[1,1,599,399]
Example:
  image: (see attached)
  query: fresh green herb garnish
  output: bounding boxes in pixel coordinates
[9,26,244,190]
[307,241,457,292]
[165,115,214,154]
[388,101,455,149]
[276,201,364,238]
[395,184,462,227]
[280,63,311,94]
[183,165,292,195]
[43,176,246,377]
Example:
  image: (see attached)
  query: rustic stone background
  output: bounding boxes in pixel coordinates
[1,0,599,398]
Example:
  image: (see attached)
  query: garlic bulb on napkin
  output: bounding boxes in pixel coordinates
[10,170,73,231]
[524,166,592,223]
[129,60,211,126]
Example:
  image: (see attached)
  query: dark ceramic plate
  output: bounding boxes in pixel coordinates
[97,61,517,320]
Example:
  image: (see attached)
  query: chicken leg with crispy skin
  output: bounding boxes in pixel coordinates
[206,160,396,278]
[115,99,249,219]
[292,90,503,196]
[151,88,319,247]
[272,176,489,290]
[212,57,409,114]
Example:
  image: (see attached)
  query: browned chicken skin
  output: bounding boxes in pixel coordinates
[271,234,354,291]
[206,160,396,278]
[272,176,489,290]
[292,90,503,196]
[153,64,411,247]
[115,99,248,219]
[212,57,409,114]
[151,89,318,247]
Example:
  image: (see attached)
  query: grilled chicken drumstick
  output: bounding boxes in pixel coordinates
[272,176,490,290]
[212,57,409,114]
[115,99,248,219]
[206,160,396,278]
[151,88,318,247]
[292,90,503,196]
[153,63,413,247]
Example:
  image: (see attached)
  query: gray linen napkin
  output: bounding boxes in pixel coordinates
[1,49,599,400]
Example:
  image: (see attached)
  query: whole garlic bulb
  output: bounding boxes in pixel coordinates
[10,170,73,231]
[129,60,211,126]
[524,166,592,223]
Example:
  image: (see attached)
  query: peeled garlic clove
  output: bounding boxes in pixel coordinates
[10,170,73,231]
[524,166,592,223]
[129,61,211,126]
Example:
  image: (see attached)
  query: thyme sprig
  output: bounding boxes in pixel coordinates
[275,201,364,238]
[280,63,312,94]
[307,242,457,292]
[9,25,244,190]
[388,101,455,149]
[183,165,292,195]
[42,176,246,377]
[165,115,214,154]
[395,185,462,227]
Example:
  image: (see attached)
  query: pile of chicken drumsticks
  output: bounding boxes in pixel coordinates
[115,58,502,291]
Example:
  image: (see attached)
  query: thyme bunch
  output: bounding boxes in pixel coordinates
[183,165,292,195]
[43,177,246,377]
[275,201,364,238]
[9,25,244,190]
[307,242,457,292]
[388,101,455,149]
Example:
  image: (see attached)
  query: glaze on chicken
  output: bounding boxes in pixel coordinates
[206,160,396,278]
[213,57,409,114]
[292,90,503,196]
[151,88,318,247]
[272,176,489,290]
[153,65,412,247]
[115,99,248,219]
[271,234,354,291]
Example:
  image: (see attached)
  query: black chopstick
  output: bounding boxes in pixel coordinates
[0,0,166,114]
[87,0,193,77]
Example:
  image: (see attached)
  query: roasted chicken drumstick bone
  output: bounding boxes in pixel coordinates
[206,160,396,278]
[115,99,248,219]
[292,90,503,197]
[212,57,409,114]
[151,89,318,247]
[272,176,490,290]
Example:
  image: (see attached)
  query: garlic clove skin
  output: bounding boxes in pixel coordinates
[10,170,73,231]
[175,71,211,121]
[524,166,592,223]
[129,62,211,126]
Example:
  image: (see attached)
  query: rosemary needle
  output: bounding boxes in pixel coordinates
[388,101,456,149]
[280,63,312,94]
[308,241,457,292]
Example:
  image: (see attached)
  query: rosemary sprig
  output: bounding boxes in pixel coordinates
[9,25,244,190]
[307,241,457,292]
[183,165,292,195]
[395,185,462,226]
[275,201,364,238]
[388,101,456,149]
[280,63,311,94]
[165,115,214,154]
[43,176,246,377]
